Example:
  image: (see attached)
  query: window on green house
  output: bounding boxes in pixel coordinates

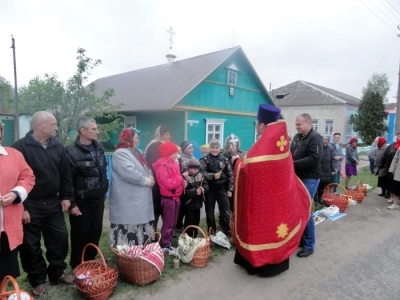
[205,119,226,144]
[227,70,237,85]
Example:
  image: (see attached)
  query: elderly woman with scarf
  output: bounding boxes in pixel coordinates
[374,137,389,198]
[176,141,194,231]
[383,132,400,204]
[109,128,155,247]
[345,137,359,189]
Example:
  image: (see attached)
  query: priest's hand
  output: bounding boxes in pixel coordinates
[227,191,232,197]
[0,192,17,206]
[214,172,221,180]
[70,207,82,216]
[22,211,30,224]
[61,200,71,212]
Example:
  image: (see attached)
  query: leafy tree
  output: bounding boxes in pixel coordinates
[0,76,14,110]
[362,73,391,102]
[349,90,387,145]
[20,48,124,145]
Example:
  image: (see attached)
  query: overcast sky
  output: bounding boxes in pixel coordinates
[1,0,399,101]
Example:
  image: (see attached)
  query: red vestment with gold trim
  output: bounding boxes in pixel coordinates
[233,120,311,267]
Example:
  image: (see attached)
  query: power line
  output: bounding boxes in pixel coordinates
[384,0,400,17]
[360,0,398,34]
[368,0,399,27]
[379,0,400,22]
[373,38,399,71]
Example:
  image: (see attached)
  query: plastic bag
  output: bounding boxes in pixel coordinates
[320,205,339,217]
[210,231,231,250]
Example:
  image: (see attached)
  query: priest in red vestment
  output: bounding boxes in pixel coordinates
[232,104,312,277]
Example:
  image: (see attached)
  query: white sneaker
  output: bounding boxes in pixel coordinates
[387,198,393,203]
[387,203,400,210]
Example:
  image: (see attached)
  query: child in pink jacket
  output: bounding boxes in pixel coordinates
[153,141,187,253]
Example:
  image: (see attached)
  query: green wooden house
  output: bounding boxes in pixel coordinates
[91,46,276,151]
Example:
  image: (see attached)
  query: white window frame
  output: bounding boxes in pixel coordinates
[205,118,225,144]
[324,120,334,136]
[124,116,137,128]
[312,119,318,132]
[227,70,237,85]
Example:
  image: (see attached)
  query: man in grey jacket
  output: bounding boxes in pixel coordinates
[331,133,344,192]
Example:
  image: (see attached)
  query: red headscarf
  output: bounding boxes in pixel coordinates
[394,133,400,150]
[348,137,358,149]
[377,137,387,149]
[116,128,148,168]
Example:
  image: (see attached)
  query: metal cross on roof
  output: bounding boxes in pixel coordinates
[167,26,175,49]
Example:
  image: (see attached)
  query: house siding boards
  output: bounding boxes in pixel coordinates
[186,111,256,150]
[177,54,274,113]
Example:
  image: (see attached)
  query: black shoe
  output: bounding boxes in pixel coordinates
[378,193,385,196]
[385,195,391,199]
[297,248,314,258]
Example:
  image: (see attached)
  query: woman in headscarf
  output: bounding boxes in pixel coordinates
[388,137,400,210]
[175,141,194,231]
[109,128,155,247]
[374,137,389,198]
[223,133,244,167]
[345,137,359,189]
[383,132,400,203]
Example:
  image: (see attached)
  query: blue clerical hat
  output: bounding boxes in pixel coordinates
[257,104,281,125]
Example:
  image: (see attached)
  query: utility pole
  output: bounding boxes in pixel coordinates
[11,35,19,141]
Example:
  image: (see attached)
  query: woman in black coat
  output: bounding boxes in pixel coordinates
[315,137,336,203]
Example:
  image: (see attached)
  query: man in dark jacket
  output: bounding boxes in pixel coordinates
[12,111,73,297]
[200,139,233,236]
[290,113,323,258]
[64,117,109,270]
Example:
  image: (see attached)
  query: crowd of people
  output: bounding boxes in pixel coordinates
[4,106,397,297]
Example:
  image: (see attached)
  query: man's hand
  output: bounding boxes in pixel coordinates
[70,207,82,216]
[334,156,340,161]
[355,160,359,165]
[22,211,30,224]
[196,188,202,195]
[61,200,71,212]
[183,181,188,188]
[227,191,232,197]
[0,192,17,206]
[331,171,336,175]
[214,172,221,180]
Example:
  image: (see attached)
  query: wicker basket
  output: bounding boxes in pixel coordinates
[110,233,161,286]
[322,183,349,213]
[347,189,365,203]
[0,276,34,300]
[181,225,211,268]
[74,243,118,300]
[355,180,368,195]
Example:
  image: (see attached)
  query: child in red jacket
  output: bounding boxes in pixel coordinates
[153,142,187,253]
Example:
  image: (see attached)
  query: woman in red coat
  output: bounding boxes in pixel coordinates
[0,120,35,280]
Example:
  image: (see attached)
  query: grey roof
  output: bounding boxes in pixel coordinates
[91,46,241,111]
[270,80,361,107]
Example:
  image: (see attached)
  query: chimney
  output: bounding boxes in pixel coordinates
[166,27,176,65]
[166,52,176,65]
